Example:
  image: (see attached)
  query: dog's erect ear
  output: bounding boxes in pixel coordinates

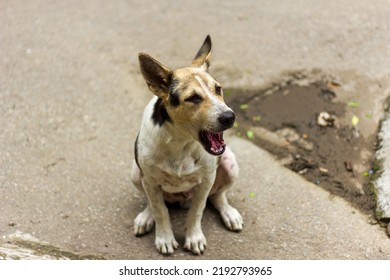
[139,53,172,98]
[192,35,212,70]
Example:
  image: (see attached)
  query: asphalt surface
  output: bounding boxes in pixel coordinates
[1,0,390,259]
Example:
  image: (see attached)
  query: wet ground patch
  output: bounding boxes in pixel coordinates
[225,81,378,213]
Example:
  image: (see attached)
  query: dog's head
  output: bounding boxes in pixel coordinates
[138,35,235,156]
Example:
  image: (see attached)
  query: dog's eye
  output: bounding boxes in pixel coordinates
[185,94,203,104]
[215,84,222,95]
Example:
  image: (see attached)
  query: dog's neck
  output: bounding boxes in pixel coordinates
[155,123,201,156]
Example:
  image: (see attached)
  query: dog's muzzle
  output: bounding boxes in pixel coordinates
[199,110,236,156]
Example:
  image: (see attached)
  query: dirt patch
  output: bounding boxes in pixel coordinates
[226,81,377,213]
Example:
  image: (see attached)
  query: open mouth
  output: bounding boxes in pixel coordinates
[199,130,226,156]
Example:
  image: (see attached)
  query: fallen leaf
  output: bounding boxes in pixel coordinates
[239,104,249,110]
[348,101,360,108]
[249,192,256,198]
[252,115,261,122]
[365,113,373,119]
[224,89,232,96]
[351,115,359,126]
[246,130,254,139]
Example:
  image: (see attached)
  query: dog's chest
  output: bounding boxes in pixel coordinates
[151,156,206,193]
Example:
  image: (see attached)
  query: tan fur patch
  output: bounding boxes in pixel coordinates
[166,67,226,135]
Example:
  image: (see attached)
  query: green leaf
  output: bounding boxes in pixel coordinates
[249,192,256,198]
[365,113,373,119]
[224,89,232,96]
[246,130,254,139]
[239,104,249,110]
[348,101,360,108]
[252,115,261,122]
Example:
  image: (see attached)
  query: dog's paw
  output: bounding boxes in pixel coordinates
[155,235,179,255]
[134,207,155,236]
[220,205,244,232]
[184,231,207,255]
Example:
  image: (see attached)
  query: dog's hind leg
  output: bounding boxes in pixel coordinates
[131,160,143,193]
[209,146,244,232]
[131,160,155,236]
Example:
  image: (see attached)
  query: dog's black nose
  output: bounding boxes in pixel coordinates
[218,111,236,128]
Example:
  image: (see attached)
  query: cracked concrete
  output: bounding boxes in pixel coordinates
[375,105,390,220]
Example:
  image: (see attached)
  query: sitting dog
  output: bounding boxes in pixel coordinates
[131,35,243,255]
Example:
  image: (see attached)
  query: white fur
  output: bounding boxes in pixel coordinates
[194,75,234,132]
[132,71,243,256]
[133,36,243,255]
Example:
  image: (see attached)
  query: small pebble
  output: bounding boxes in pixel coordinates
[319,167,329,174]
[344,161,353,172]
[317,112,336,127]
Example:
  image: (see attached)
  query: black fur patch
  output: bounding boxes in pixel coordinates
[168,79,180,107]
[134,133,140,169]
[169,90,180,107]
[151,98,172,126]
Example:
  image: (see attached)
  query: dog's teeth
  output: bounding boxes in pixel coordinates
[210,146,224,154]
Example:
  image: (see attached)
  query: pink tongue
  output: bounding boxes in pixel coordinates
[206,132,224,150]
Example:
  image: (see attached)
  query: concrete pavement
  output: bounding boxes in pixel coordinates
[1,0,390,259]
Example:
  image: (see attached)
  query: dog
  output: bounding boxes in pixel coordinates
[131,35,243,255]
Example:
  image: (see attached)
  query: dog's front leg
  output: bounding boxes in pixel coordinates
[184,177,213,255]
[143,179,178,255]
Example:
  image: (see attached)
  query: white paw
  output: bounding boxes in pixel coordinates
[134,208,155,236]
[155,234,179,255]
[184,231,207,255]
[220,205,244,232]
